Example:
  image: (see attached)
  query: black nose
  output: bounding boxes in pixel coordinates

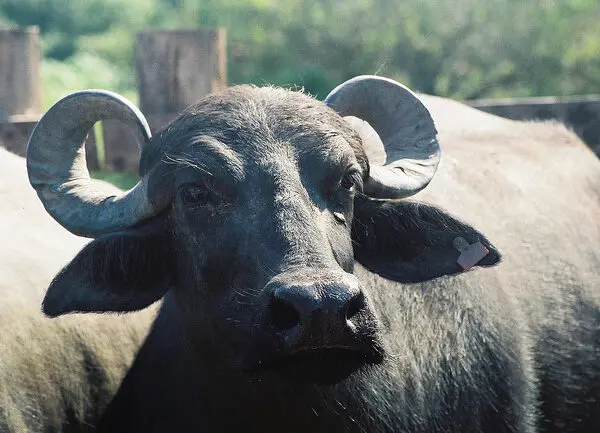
[268,275,371,350]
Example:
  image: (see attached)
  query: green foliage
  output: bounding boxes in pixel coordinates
[1,0,599,108]
[91,171,139,191]
[41,53,137,109]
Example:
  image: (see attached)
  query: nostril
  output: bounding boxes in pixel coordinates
[345,291,366,321]
[270,297,301,331]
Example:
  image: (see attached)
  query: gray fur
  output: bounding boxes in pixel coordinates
[0,148,156,432]
[5,80,600,433]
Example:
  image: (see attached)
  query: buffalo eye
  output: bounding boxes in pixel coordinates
[339,170,362,193]
[340,176,355,191]
[179,183,213,207]
[329,169,362,226]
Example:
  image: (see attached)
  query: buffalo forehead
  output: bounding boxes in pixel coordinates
[149,86,362,186]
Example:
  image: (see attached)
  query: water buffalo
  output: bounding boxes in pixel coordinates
[23,75,600,433]
[0,148,155,432]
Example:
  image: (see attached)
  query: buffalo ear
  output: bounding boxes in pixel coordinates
[43,227,171,317]
[351,195,501,283]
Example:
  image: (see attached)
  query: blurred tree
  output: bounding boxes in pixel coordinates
[1,0,598,107]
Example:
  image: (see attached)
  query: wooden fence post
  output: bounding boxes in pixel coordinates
[103,28,227,173]
[0,26,98,168]
[0,26,40,121]
[468,96,600,156]
[0,27,42,157]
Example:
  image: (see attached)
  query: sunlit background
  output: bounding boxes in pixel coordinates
[1,0,599,109]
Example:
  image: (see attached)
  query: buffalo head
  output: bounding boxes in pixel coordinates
[27,76,499,385]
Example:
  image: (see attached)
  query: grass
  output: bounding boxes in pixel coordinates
[91,171,139,190]
[89,122,140,191]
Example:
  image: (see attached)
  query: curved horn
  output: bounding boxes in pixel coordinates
[325,75,440,199]
[27,90,159,238]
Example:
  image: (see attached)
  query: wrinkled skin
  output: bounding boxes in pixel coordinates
[23,86,600,432]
